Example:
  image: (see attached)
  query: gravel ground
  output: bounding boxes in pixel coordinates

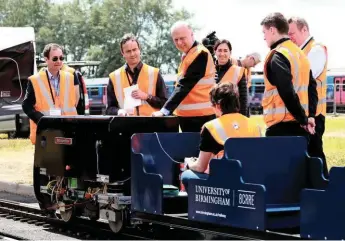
[0,192,39,209]
[0,191,79,240]
[0,192,36,203]
[0,217,79,240]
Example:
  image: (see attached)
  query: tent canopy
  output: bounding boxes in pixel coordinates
[0,27,35,51]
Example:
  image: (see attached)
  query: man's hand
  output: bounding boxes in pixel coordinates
[117,109,128,116]
[307,117,316,134]
[302,117,316,135]
[132,89,148,100]
[152,111,164,117]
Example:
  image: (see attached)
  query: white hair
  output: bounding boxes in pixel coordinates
[247,52,262,64]
[170,20,193,35]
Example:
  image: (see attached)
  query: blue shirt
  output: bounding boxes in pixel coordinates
[47,70,60,96]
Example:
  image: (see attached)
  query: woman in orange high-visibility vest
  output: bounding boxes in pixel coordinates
[180,83,261,192]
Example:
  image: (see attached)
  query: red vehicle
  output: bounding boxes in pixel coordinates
[329,70,345,112]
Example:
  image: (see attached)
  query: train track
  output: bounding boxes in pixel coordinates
[0,198,302,240]
[0,199,152,240]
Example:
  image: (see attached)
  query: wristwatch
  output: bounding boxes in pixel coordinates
[147,94,152,101]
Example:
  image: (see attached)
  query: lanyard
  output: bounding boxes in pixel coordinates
[125,69,139,116]
[125,70,134,86]
[45,70,59,106]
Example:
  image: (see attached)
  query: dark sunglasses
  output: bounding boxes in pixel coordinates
[52,56,64,62]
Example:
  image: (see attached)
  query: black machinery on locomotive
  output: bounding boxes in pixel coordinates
[33,115,179,233]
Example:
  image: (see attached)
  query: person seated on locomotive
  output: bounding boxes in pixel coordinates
[214,39,249,117]
[106,33,168,116]
[181,82,261,192]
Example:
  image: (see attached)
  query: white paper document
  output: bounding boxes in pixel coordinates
[49,108,61,116]
[123,84,142,110]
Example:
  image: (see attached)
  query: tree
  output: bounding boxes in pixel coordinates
[0,0,194,76]
[0,0,50,52]
[86,0,194,76]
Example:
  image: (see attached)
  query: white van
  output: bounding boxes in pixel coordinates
[0,27,36,138]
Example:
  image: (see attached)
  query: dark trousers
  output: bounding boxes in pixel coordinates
[265,121,309,139]
[179,114,216,132]
[308,115,328,178]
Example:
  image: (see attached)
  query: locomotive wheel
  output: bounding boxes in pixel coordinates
[59,202,75,222]
[109,220,124,233]
[109,211,125,233]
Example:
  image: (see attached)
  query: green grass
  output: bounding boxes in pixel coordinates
[324,136,345,167]
[251,114,345,167]
[0,138,33,151]
[0,114,343,184]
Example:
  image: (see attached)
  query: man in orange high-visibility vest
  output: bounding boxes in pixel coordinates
[106,33,167,117]
[152,21,216,132]
[288,16,328,178]
[22,43,78,144]
[260,13,317,137]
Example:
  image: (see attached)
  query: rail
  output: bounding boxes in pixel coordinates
[0,199,150,240]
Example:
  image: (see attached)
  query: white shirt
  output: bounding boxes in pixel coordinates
[300,36,327,79]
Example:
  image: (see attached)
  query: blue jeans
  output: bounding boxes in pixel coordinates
[181,169,209,193]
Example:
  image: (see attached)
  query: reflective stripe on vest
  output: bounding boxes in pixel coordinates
[198,78,216,85]
[114,68,124,108]
[28,71,77,144]
[210,118,228,144]
[142,66,155,105]
[36,73,76,113]
[174,101,212,111]
[36,74,55,109]
[263,46,308,115]
[263,104,308,115]
[219,65,244,85]
[262,40,310,127]
[231,67,241,84]
[302,39,328,116]
[203,113,261,173]
[110,64,158,116]
[114,66,155,109]
[174,44,216,117]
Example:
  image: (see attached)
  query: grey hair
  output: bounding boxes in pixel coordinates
[287,16,309,31]
[170,20,193,35]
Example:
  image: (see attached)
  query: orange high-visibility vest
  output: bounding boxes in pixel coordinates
[28,70,77,144]
[40,64,75,74]
[174,44,216,117]
[109,63,159,116]
[219,65,244,85]
[61,64,75,74]
[262,40,310,128]
[231,58,251,88]
[302,39,328,116]
[203,113,261,174]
